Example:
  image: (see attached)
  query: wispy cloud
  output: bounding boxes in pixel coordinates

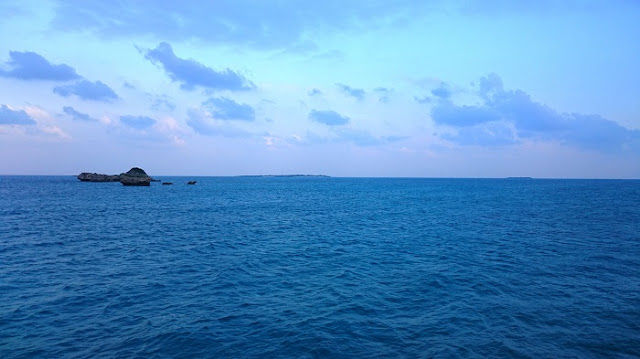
[52,2,429,51]
[308,88,322,96]
[431,83,452,99]
[336,83,365,100]
[151,96,176,112]
[0,51,80,81]
[143,42,255,91]
[334,128,383,146]
[41,125,72,140]
[1,50,118,104]
[202,97,255,121]
[291,127,407,147]
[120,115,156,129]
[414,96,432,104]
[374,87,392,103]
[440,122,517,146]
[309,110,350,126]
[432,104,500,127]
[0,105,36,125]
[185,108,250,137]
[63,106,98,121]
[54,80,118,101]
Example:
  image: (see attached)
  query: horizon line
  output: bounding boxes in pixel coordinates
[1,174,639,180]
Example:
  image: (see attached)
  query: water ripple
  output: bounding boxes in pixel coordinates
[1,177,639,358]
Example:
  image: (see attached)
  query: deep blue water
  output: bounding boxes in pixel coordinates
[1,176,639,358]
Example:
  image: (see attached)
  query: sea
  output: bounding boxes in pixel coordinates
[1,176,639,358]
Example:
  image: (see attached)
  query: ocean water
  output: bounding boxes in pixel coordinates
[1,176,639,358]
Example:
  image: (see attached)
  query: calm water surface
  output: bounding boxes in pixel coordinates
[1,176,639,358]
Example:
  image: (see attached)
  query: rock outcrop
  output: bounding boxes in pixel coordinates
[77,173,120,182]
[119,167,152,186]
[187,181,197,185]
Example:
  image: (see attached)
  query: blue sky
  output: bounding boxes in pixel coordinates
[1,0,639,177]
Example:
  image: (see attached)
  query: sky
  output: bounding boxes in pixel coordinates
[1,0,639,178]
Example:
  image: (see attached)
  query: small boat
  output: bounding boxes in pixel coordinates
[187,181,197,185]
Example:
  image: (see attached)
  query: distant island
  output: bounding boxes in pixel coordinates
[506,176,533,179]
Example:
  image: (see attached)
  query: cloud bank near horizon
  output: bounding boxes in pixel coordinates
[431,74,640,152]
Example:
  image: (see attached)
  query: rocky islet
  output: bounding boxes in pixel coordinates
[77,168,197,186]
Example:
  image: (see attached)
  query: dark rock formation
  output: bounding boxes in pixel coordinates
[162,182,173,185]
[77,172,120,182]
[187,181,197,185]
[120,167,152,186]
